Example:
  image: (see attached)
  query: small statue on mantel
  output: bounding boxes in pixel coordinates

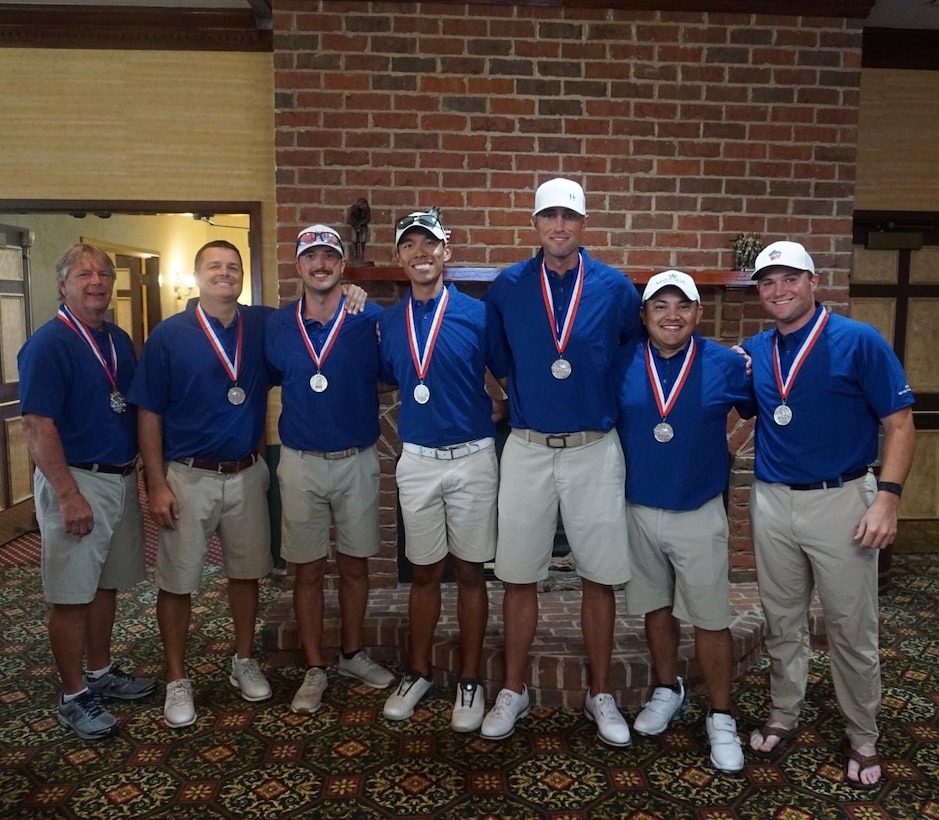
[347,198,373,266]
[732,233,764,271]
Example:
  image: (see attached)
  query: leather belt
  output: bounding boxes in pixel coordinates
[511,428,606,449]
[402,437,494,461]
[68,461,137,476]
[788,468,869,491]
[174,453,258,475]
[301,447,359,460]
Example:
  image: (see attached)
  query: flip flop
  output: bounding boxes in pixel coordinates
[749,723,799,759]
[842,737,883,790]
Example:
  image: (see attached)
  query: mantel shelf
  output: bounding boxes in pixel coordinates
[344,265,756,288]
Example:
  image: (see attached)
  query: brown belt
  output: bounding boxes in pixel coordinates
[174,453,257,474]
[511,428,606,449]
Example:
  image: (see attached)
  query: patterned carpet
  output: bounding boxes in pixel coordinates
[0,532,937,818]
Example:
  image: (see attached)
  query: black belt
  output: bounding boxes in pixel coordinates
[69,461,137,476]
[174,454,257,474]
[788,468,868,491]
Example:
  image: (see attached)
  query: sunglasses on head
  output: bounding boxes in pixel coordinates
[395,213,442,232]
[297,231,343,250]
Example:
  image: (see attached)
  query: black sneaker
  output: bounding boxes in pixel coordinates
[84,665,156,700]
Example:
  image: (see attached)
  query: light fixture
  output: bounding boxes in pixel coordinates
[173,271,196,301]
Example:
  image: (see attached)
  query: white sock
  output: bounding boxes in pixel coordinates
[62,687,90,703]
[85,665,112,680]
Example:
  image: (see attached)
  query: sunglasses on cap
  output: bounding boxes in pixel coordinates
[394,212,442,232]
[296,230,343,250]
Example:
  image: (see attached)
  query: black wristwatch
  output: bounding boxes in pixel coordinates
[876,480,903,497]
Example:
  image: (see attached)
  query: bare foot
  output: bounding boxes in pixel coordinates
[845,743,882,787]
[749,722,793,754]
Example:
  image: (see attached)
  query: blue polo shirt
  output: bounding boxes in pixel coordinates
[484,248,641,433]
[266,298,382,451]
[18,315,138,464]
[615,333,753,511]
[743,304,914,484]
[379,282,510,447]
[127,302,273,462]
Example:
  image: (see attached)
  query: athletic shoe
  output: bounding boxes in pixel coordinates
[337,651,394,689]
[584,691,632,747]
[84,664,156,700]
[480,686,530,740]
[58,690,118,740]
[383,671,434,721]
[706,712,744,773]
[291,667,328,715]
[229,655,272,702]
[633,677,688,736]
[450,680,485,733]
[163,679,196,728]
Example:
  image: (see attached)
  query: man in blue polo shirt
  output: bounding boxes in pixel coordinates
[480,178,641,747]
[19,243,155,741]
[265,224,394,715]
[744,241,915,789]
[378,208,509,733]
[130,240,274,729]
[615,269,752,772]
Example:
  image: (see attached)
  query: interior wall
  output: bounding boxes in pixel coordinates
[0,48,276,305]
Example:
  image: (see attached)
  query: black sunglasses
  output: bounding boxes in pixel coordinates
[395,212,441,231]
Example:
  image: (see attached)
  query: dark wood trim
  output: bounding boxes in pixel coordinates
[863,27,939,71]
[0,6,272,51]
[429,0,874,16]
[345,265,756,288]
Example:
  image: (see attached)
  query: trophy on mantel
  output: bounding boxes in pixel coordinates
[347,198,374,266]
[731,233,763,271]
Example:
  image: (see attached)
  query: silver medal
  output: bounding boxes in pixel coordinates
[413,383,431,405]
[773,404,793,426]
[310,373,328,393]
[653,422,674,443]
[109,390,127,415]
[228,386,246,406]
[551,358,572,380]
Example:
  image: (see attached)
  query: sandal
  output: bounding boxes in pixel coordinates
[842,737,883,790]
[749,723,799,759]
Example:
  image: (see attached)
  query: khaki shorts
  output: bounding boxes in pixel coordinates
[396,443,498,566]
[277,445,380,564]
[625,494,732,630]
[156,457,273,594]
[494,429,630,585]
[36,467,145,605]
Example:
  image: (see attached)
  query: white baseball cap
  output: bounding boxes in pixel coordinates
[532,178,587,217]
[752,240,815,280]
[296,224,344,259]
[642,270,701,303]
[395,211,448,245]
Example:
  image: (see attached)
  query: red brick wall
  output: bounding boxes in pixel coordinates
[272,2,864,580]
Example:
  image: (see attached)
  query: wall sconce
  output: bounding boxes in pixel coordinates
[173,272,196,301]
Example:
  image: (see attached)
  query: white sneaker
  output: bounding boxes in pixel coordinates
[337,651,394,689]
[584,691,632,747]
[229,655,272,702]
[383,671,434,721]
[706,712,744,773]
[633,677,687,736]
[451,680,485,733]
[164,679,196,728]
[480,687,530,740]
[291,667,328,715]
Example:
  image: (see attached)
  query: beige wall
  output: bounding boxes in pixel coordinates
[0,48,276,305]
[856,69,939,211]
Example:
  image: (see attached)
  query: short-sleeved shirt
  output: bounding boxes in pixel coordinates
[379,282,510,447]
[18,313,138,464]
[266,298,382,452]
[616,333,752,511]
[127,302,273,461]
[484,248,641,433]
[744,304,914,484]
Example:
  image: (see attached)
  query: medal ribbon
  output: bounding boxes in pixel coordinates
[56,305,119,392]
[195,304,243,383]
[772,308,829,404]
[295,295,346,371]
[645,337,696,420]
[407,286,449,382]
[540,253,584,358]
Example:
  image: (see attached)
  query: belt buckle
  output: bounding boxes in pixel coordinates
[544,434,568,448]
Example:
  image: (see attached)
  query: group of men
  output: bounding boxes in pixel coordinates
[19,178,914,789]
